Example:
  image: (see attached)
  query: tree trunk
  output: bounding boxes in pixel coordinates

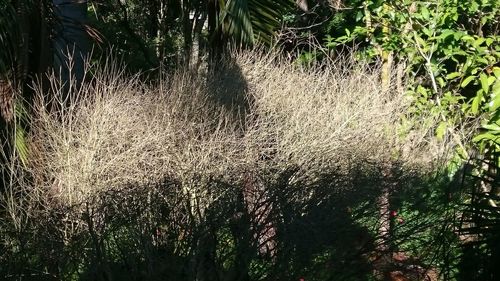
[52,0,89,95]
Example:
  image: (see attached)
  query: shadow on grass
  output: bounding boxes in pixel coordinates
[0,58,472,281]
[1,160,459,281]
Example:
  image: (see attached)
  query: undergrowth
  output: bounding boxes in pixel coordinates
[0,51,460,281]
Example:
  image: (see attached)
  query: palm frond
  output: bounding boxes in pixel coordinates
[217,0,294,45]
[249,0,293,44]
[219,0,254,45]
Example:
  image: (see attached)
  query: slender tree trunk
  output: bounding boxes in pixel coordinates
[379,3,393,92]
[182,0,194,65]
[207,0,222,62]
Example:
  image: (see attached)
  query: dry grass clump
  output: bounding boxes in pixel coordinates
[0,50,466,281]
[27,69,244,208]
[236,52,429,175]
[4,50,444,215]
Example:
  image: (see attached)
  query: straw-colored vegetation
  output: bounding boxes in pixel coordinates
[1,51,451,280]
[2,0,498,279]
[8,52,436,208]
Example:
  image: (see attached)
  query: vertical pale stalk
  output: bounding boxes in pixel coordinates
[380,3,393,92]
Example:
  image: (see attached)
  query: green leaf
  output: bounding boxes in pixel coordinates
[492,67,500,79]
[438,29,455,40]
[487,76,496,85]
[473,37,485,47]
[473,132,499,143]
[437,77,446,87]
[446,72,461,79]
[414,33,427,50]
[436,121,447,141]
[421,6,430,20]
[471,67,482,75]
[493,78,500,96]
[461,75,476,87]
[480,72,490,93]
[471,90,483,114]
[482,123,500,132]
[356,11,363,22]
[490,79,500,111]
[461,35,474,42]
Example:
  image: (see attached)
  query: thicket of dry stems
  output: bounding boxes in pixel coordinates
[2,50,447,236]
